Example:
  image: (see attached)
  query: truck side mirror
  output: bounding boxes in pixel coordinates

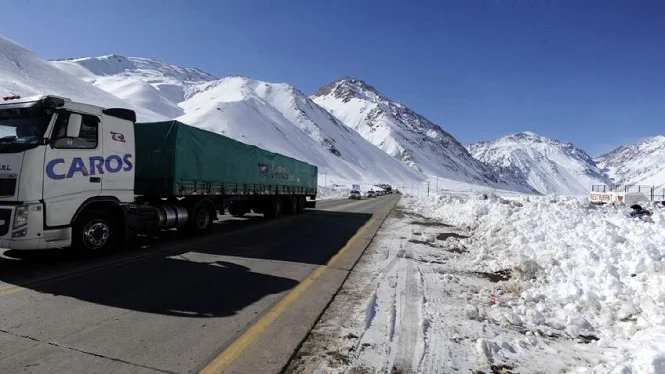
[66,113,83,138]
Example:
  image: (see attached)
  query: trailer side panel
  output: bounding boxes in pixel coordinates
[134,121,318,197]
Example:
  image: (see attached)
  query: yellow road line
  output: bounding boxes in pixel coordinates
[200,216,377,374]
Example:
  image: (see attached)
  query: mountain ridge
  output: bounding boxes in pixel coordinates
[467,131,611,195]
[595,135,665,188]
[313,77,537,193]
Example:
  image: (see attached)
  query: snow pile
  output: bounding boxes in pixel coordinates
[0,36,165,122]
[467,131,611,195]
[596,135,665,188]
[317,186,352,200]
[408,193,665,372]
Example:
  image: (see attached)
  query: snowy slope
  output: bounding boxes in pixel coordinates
[467,132,610,195]
[177,77,426,185]
[50,56,426,185]
[51,54,215,118]
[313,77,535,193]
[288,194,665,374]
[0,36,164,122]
[596,135,665,188]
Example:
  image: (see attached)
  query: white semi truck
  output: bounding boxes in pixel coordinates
[0,95,318,253]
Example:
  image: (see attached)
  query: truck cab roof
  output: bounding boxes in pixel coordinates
[0,94,136,122]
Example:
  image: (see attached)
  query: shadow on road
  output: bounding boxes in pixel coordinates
[0,209,373,318]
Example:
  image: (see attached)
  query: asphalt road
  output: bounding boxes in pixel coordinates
[0,194,399,374]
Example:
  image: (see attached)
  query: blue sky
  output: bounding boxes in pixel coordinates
[2,0,664,155]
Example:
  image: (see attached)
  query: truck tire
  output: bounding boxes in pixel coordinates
[72,209,117,254]
[285,197,298,215]
[185,202,215,234]
[296,197,305,213]
[264,198,281,219]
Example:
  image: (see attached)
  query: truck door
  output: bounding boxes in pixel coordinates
[43,111,103,227]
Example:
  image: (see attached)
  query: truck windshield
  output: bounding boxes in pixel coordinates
[0,107,52,153]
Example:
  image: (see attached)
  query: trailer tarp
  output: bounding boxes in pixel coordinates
[133,121,318,196]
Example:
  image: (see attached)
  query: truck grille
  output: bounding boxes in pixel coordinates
[0,208,10,236]
[0,178,16,197]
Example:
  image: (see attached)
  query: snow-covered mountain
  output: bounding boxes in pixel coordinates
[176,77,426,185]
[0,36,165,122]
[312,77,534,193]
[48,55,426,186]
[51,55,215,118]
[467,131,611,195]
[595,135,665,188]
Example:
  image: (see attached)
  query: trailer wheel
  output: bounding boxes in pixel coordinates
[185,202,215,234]
[296,197,305,213]
[264,198,282,219]
[285,197,298,215]
[72,210,117,254]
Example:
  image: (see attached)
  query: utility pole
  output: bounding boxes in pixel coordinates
[436,177,438,193]
[427,181,430,196]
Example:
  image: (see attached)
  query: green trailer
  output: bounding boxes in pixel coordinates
[133,120,318,216]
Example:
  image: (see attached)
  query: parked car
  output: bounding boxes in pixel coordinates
[349,190,361,200]
[367,190,376,198]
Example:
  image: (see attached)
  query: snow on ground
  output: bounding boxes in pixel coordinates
[286,194,665,374]
[317,186,352,200]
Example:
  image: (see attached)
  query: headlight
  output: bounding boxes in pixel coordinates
[13,205,28,228]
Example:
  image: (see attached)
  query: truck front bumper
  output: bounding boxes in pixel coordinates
[0,204,72,250]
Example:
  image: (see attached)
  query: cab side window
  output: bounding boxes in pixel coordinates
[51,112,99,149]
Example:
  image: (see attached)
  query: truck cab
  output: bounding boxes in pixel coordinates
[0,95,136,250]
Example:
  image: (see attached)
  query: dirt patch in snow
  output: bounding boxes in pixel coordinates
[409,220,454,228]
[475,364,515,374]
[473,269,512,282]
[436,232,469,240]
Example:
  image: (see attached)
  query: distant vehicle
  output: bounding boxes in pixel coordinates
[367,190,376,198]
[349,190,361,200]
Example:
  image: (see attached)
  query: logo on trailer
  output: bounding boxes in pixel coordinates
[46,154,133,180]
[110,131,126,143]
[0,164,11,171]
[258,163,269,177]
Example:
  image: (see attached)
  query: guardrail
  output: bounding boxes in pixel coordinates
[591,185,665,201]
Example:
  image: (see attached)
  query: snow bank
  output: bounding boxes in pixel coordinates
[407,194,665,373]
[317,186,351,200]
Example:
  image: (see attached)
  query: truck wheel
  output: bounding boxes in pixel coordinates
[285,197,298,215]
[296,197,305,213]
[72,210,117,254]
[264,198,281,219]
[185,202,215,234]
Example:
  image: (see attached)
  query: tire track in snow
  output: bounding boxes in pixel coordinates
[391,249,426,374]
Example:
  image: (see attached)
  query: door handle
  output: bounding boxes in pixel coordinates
[90,177,101,183]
